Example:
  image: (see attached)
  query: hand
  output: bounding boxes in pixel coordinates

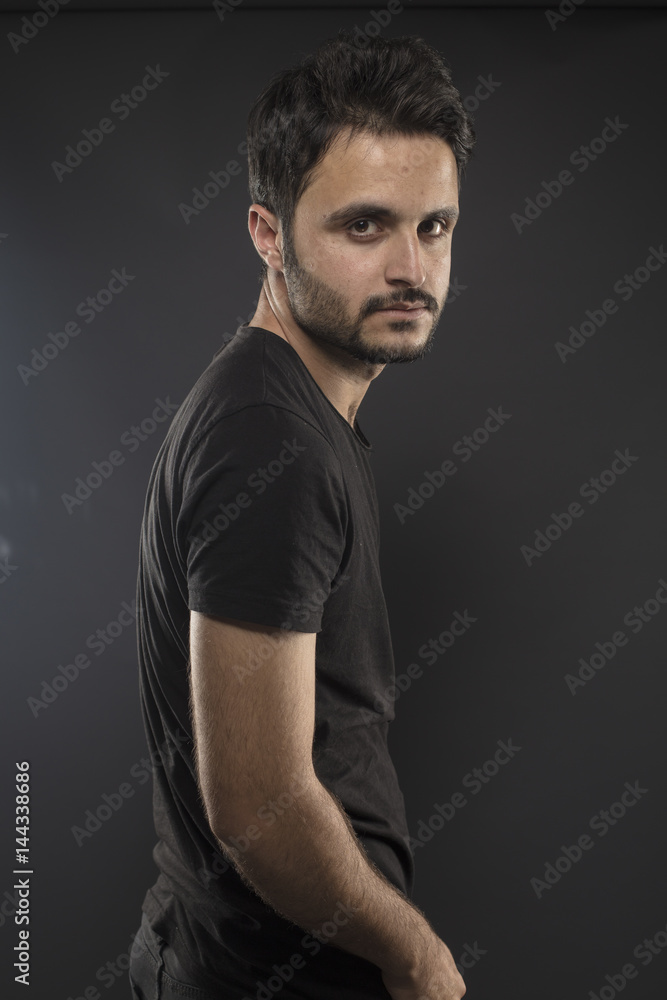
[381,934,467,1000]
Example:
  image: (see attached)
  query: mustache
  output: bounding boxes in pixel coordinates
[366,292,436,313]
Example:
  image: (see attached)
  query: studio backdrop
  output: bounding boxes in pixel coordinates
[1,2,666,998]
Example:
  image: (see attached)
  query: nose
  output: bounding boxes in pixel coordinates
[384,230,426,289]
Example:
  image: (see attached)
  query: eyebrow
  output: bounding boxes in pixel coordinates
[322,201,460,227]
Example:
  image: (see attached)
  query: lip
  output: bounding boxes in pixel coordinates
[377,306,428,317]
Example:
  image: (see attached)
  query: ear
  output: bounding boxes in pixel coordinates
[248,204,284,274]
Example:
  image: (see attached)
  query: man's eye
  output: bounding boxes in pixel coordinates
[419,218,449,236]
[348,219,378,235]
[347,218,449,237]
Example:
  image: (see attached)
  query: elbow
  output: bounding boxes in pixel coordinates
[206,770,317,846]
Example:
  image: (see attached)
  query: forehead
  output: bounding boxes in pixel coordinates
[297,128,459,220]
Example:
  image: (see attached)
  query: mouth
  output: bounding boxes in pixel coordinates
[376,304,428,317]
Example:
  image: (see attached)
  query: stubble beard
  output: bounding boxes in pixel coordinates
[280,228,444,366]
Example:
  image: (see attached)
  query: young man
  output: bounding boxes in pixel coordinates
[130,31,475,1000]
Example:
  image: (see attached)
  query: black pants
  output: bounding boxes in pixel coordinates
[129,912,219,999]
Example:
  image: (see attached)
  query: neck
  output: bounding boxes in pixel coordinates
[246,278,383,428]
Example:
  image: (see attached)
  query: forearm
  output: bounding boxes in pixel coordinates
[213,774,434,978]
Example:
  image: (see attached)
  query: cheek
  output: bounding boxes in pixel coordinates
[437,251,453,287]
[295,234,342,273]
[305,241,368,291]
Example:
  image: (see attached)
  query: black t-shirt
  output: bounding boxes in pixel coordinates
[135,324,415,998]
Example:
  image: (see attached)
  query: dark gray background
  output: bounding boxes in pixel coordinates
[1,3,666,998]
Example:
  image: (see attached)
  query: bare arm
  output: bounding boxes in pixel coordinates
[189,611,465,999]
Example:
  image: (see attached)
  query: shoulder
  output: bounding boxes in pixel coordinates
[183,404,343,506]
[172,327,338,459]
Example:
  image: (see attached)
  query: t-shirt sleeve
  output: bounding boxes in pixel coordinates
[179,404,349,632]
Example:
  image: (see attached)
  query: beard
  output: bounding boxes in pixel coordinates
[280,228,445,366]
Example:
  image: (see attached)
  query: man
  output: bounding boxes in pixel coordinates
[130,30,475,1000]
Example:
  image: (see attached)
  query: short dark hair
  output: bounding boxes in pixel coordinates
[246,31,476,283]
